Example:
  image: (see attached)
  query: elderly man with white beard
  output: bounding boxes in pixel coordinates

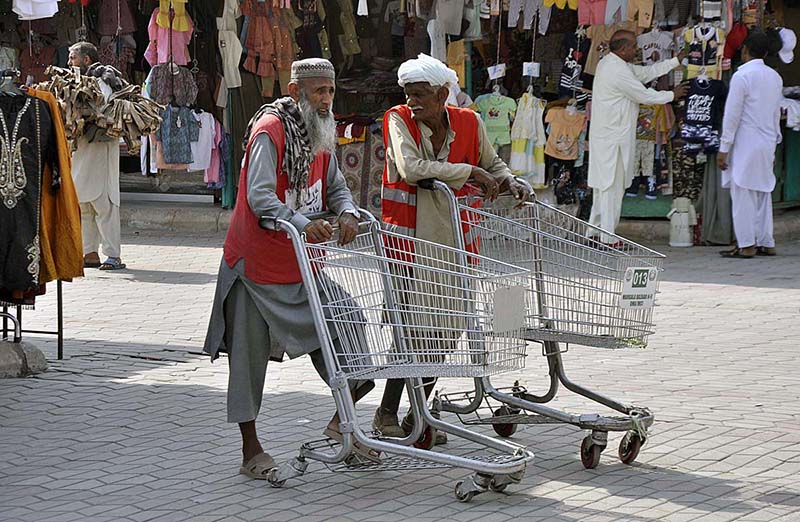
[203,58,378,480]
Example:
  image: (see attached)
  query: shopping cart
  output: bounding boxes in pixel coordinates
[260,210,534,501]
[418,179,664,469]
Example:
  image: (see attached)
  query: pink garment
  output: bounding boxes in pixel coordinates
[144,7,194,66]
[578,0,608,24]
[205,120,222,184]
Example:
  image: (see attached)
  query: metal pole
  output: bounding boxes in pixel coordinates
[57,280,63,360]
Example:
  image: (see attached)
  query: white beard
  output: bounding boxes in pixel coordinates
[299,97,336,156]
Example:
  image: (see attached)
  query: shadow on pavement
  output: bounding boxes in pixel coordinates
[0,348,775,522]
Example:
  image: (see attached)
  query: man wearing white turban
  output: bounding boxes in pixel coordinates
[374,54,531,444]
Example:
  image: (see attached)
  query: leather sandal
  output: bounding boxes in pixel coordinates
[720,247,755,259]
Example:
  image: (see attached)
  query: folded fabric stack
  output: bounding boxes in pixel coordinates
[38,65,163,153]
[99,85,163,154]
[39,66,107,146]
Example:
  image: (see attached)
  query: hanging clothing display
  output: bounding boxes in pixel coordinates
[28,88,83,284]
[0,95,53,297]
[189,111,217,172]
[585,21,636,75]
[145,64,199,106]
[156,105,200,164]
[12,0,59,20]
[471,93,518,148]
[681,78,726,154]
[545,107,586,161]
[559,29,592,105]
[144,7,194,66]
[627,0,654,27]
[683,25,725,80]
[508,0,552,35]
[509,92,547,187]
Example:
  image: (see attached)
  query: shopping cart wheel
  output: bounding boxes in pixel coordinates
[488,478,509,493]
[266,468,286,488]
[454,481,476,503]
[413,426,436,450]
[618,431,644,465]
[492,406,520,438]
[580,436,604,469]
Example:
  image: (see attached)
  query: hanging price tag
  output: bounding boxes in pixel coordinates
[523,62,541,78]
[487,63,506,80]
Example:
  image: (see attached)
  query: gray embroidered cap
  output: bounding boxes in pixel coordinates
[290,58,336,82]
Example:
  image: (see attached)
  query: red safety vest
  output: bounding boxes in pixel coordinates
[224,114,329,284]
[381,105,483,257]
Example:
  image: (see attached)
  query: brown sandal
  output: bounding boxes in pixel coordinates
[720,248,755,259]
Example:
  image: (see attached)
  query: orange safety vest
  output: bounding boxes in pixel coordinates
[381,105,483,257]
[224,114,329,284]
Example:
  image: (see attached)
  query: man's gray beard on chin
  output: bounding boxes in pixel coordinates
[299,96,336,155]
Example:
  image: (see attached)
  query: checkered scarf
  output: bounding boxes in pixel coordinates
[243,97,312,208]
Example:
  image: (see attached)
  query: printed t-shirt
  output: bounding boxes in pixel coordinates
[471,93,518,146]
[684,78,726,128]
[544,108,585,160]
[627,0,654,27]
[585,22,637,76]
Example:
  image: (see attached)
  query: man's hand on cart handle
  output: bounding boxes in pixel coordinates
[304,219,335,243]
[337,213,359,245]
[503,176,532,207]
[470,166,499,201]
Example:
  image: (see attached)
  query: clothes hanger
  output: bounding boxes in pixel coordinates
[0,69,24,96]
[695,65,709,86]
[565,97,578,115]
[492,82,501,96]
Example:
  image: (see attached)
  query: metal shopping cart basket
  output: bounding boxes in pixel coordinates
[418,179,665,469]
[261,210,534,501]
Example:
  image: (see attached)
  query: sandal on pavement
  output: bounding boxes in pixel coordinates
[99,257,127,270]
[323,427,382,463]
[720,247,755,259]
[756,247,777,256]
[239,452,275,480]
[83,254,101,268]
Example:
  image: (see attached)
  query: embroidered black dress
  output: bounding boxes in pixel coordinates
[0,95,54,297]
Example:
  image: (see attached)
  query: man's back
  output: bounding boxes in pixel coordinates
[727,59,783,145]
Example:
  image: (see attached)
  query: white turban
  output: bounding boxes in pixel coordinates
[397,54,461,106]
[397,54,459,88]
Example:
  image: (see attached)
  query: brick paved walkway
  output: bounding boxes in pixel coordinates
[1,232,799,521]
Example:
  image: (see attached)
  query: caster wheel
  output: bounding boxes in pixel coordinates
[618,431,644,465]
[414,426,436,450]
[454,481,476,503]
[492,406,519,438]
[267,469,286,488]
[580,436,604,469]
[488,479,509,493]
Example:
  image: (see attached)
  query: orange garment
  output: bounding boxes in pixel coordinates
[28,89,84,283]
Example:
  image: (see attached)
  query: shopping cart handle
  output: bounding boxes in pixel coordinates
[417,177,535,201]
[259,211,333,231]
[259,208,376,231]
[416,178,437,190]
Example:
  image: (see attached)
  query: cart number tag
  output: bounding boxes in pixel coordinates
[620,267,658,309]
[493,285,526,332]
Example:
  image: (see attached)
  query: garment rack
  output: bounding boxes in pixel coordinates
[2,281,64,360]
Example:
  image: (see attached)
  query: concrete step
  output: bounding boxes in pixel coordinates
[120,200,800,244]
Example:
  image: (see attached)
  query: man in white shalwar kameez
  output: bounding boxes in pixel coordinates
[717,30,783,258]
[587,31,687,244]
[68,42,125,271]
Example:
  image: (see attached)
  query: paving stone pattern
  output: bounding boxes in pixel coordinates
[1,232,799,521]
